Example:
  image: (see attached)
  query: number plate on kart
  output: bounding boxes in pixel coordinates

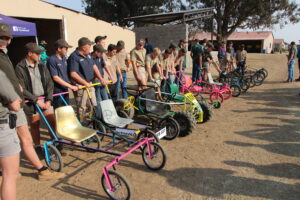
[115,128,138,138]
[155,127,167,139]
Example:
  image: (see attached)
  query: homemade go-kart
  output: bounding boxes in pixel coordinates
[26,84,167,200]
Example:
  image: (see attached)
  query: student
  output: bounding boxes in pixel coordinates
[131,39,147,90]
[177,39,188,72]
[159,49,173,92]
[0,70,21,200]
[236,44,247,75]
[202,43,222,80]
[218,41,227,72]
[287,41,297,82]
[38,40,48,64]
[105,44,122,100]
[0,24,64,181]
[190,39,203,82]
[95,35,107,48]
[116,40,130,98]
[174,48,187,87]
[144,38,153,55]
[15,42,55,148]
[68,37,108,122]
[47,39,80,109]
[146,48,163,99]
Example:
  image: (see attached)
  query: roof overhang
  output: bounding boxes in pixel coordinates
[125,8,214,25]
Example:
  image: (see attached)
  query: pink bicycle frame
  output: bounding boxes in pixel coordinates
[102,137,155,191]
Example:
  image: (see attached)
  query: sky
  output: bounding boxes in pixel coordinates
[43,0,300,43]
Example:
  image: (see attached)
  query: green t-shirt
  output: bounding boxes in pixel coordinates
[191,44,203,63]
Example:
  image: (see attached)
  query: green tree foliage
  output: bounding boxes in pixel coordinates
[83,0,174,27]
[187,0,299,41]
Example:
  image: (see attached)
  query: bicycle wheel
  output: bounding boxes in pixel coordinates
[230,84,241,97]
[158,117,180,140]
[136,129,159,151]
[81,134,101,152]
[209,92,224,104]
[254,72,265,86]
[142,142,167,170]
[221,87,232,100]
[45,144,63,172]
[101,170,131,200]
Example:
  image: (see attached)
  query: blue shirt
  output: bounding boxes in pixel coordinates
[47,54,70,89]
[92,55,105,76]
[68,49,95,82]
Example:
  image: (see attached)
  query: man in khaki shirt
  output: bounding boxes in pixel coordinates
[116,40,130,98]
[105,44,123,100]
[131,39,147,90]
[159,49,173,92]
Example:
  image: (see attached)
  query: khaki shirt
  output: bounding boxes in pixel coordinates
[159,54,172,71]
[236,50,247,62]
[116,49,130,72]
[105,54,119,84]
[174,55,184,67]
[0,71,19,118]
[146,55,160,73]
[130,48,146,67]
[25,60,45,96]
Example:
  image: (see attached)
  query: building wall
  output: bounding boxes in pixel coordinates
[134,24,188,51]
[262,34,274,53]
[0,0,136,52]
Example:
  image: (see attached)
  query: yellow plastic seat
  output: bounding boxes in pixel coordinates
[55,106,97,143]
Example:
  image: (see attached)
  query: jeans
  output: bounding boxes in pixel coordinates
[93,80,109,119]
[288,60,295,82]
[192,61,201,82]
[53,87,69,109]
[120,72,128,98]
[237,61,246,75]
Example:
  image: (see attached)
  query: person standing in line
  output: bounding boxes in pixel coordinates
[0,70,22,200]
[218,41,227,72]
[131,39,147,90]
[144,38,153,55]
[236,44,247,75]
[190,39,203,82]
[47,39,80,109]
[116,40,130,99]
[287,41,297,82]
[38,40,48,64]
[295,42,300,81]
[105,44,123,100]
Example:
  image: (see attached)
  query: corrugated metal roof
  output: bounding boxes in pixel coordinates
[192,31,273,41]
[274,39,285,44]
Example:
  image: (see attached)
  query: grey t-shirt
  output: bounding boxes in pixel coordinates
[0,70,19,118]
[288,46,297,61]
[26,60,45,96]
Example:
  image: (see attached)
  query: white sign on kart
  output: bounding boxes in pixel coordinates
[155,127,167,139]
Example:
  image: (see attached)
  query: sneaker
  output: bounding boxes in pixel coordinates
[38,169,65,181]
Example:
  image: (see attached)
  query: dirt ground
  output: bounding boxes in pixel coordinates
[16,53,300,200]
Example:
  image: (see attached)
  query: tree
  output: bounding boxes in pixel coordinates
[83,0,178,27]
[187,0,299,42]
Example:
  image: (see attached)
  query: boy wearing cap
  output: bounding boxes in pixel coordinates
[47,39,80,109]
[131,39,147,90]
[39,40,48,64]
[91,44,114,117]
[116,40,130,98]
[0,23,64,180]
[159,49,173,92]
[236,44,247,75]
[15,42,55,148]
[68,37,109,122]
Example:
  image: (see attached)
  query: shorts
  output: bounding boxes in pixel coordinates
[11,108,28,128]
[0,122,21,157]
[138,67,147,81]
[203,62,210,70]
[153,72,161,87]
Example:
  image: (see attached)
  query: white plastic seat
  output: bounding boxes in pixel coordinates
[55,106,97,143]
[100,99,134,128]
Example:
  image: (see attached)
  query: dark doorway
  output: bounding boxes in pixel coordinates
[7,17,62,66]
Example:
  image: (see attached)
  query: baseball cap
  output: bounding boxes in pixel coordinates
[95,35,107,43]
[137,39,145,45]
[40,40,47,45]
[78,37,94,47]
[169,42,177,49]
[55,39,73,49]
[93,44,107,53]
[116,40,125,48]
[25,42,45,54]
[0,23,12,38]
